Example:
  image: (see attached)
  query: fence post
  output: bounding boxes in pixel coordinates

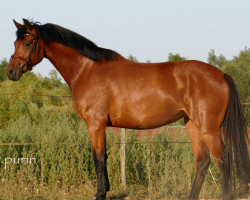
[120,128,126,190]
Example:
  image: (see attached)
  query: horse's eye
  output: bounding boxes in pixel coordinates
[25,42,31,47]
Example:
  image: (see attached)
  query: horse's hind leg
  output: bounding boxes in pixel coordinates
[187,118,232,200]
[186,119,211,200]
[204,132,232,199]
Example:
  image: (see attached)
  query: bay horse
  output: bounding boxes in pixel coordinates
[6,19,249,200]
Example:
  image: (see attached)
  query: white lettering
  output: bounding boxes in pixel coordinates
[5,157,12,169]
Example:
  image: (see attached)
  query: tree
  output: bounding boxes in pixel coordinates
[207,49,226,68]
[0,65,71,127]
[0,59,8,82]
[128,55,139,62]
[168,53,187,62]
[221,47,250,123]
[42,70,63,89]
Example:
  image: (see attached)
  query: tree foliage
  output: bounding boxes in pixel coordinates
[0,59,8,82]
[207,49,227,68]
[220,48,250,122]
[128,55,139,62]
[168,53,187,62]
[221,48,250,101]
[0,63,72,127]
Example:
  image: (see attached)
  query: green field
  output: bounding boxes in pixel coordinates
[0,116,248,199]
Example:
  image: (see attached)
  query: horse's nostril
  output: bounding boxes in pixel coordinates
[9,69,14,76]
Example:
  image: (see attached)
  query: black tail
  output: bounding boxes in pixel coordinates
[223,74,250,186]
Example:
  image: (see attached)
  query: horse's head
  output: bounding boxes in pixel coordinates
[6,19,45,81]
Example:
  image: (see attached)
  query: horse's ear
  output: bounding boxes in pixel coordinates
[22,18,32,30]
[13,19,23,29]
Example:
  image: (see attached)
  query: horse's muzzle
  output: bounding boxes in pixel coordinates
[6,66,21,81]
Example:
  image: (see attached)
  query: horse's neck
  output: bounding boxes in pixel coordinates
[44,42,94,90]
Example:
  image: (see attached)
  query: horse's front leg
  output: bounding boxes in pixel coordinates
[87,119,110,200]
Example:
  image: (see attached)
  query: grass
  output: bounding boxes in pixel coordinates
[0,113,248,199]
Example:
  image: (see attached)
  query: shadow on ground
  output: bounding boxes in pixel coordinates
[108,193,127,200]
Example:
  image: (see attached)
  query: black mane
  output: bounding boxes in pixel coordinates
[16,21,123,62]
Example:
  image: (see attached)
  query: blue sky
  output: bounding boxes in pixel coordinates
[1,0,250,77]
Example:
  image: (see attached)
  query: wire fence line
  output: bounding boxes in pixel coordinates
[0,141,191,146]
[0,93,71,98]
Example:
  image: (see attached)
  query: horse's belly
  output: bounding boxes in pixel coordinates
[109,104,186,129]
